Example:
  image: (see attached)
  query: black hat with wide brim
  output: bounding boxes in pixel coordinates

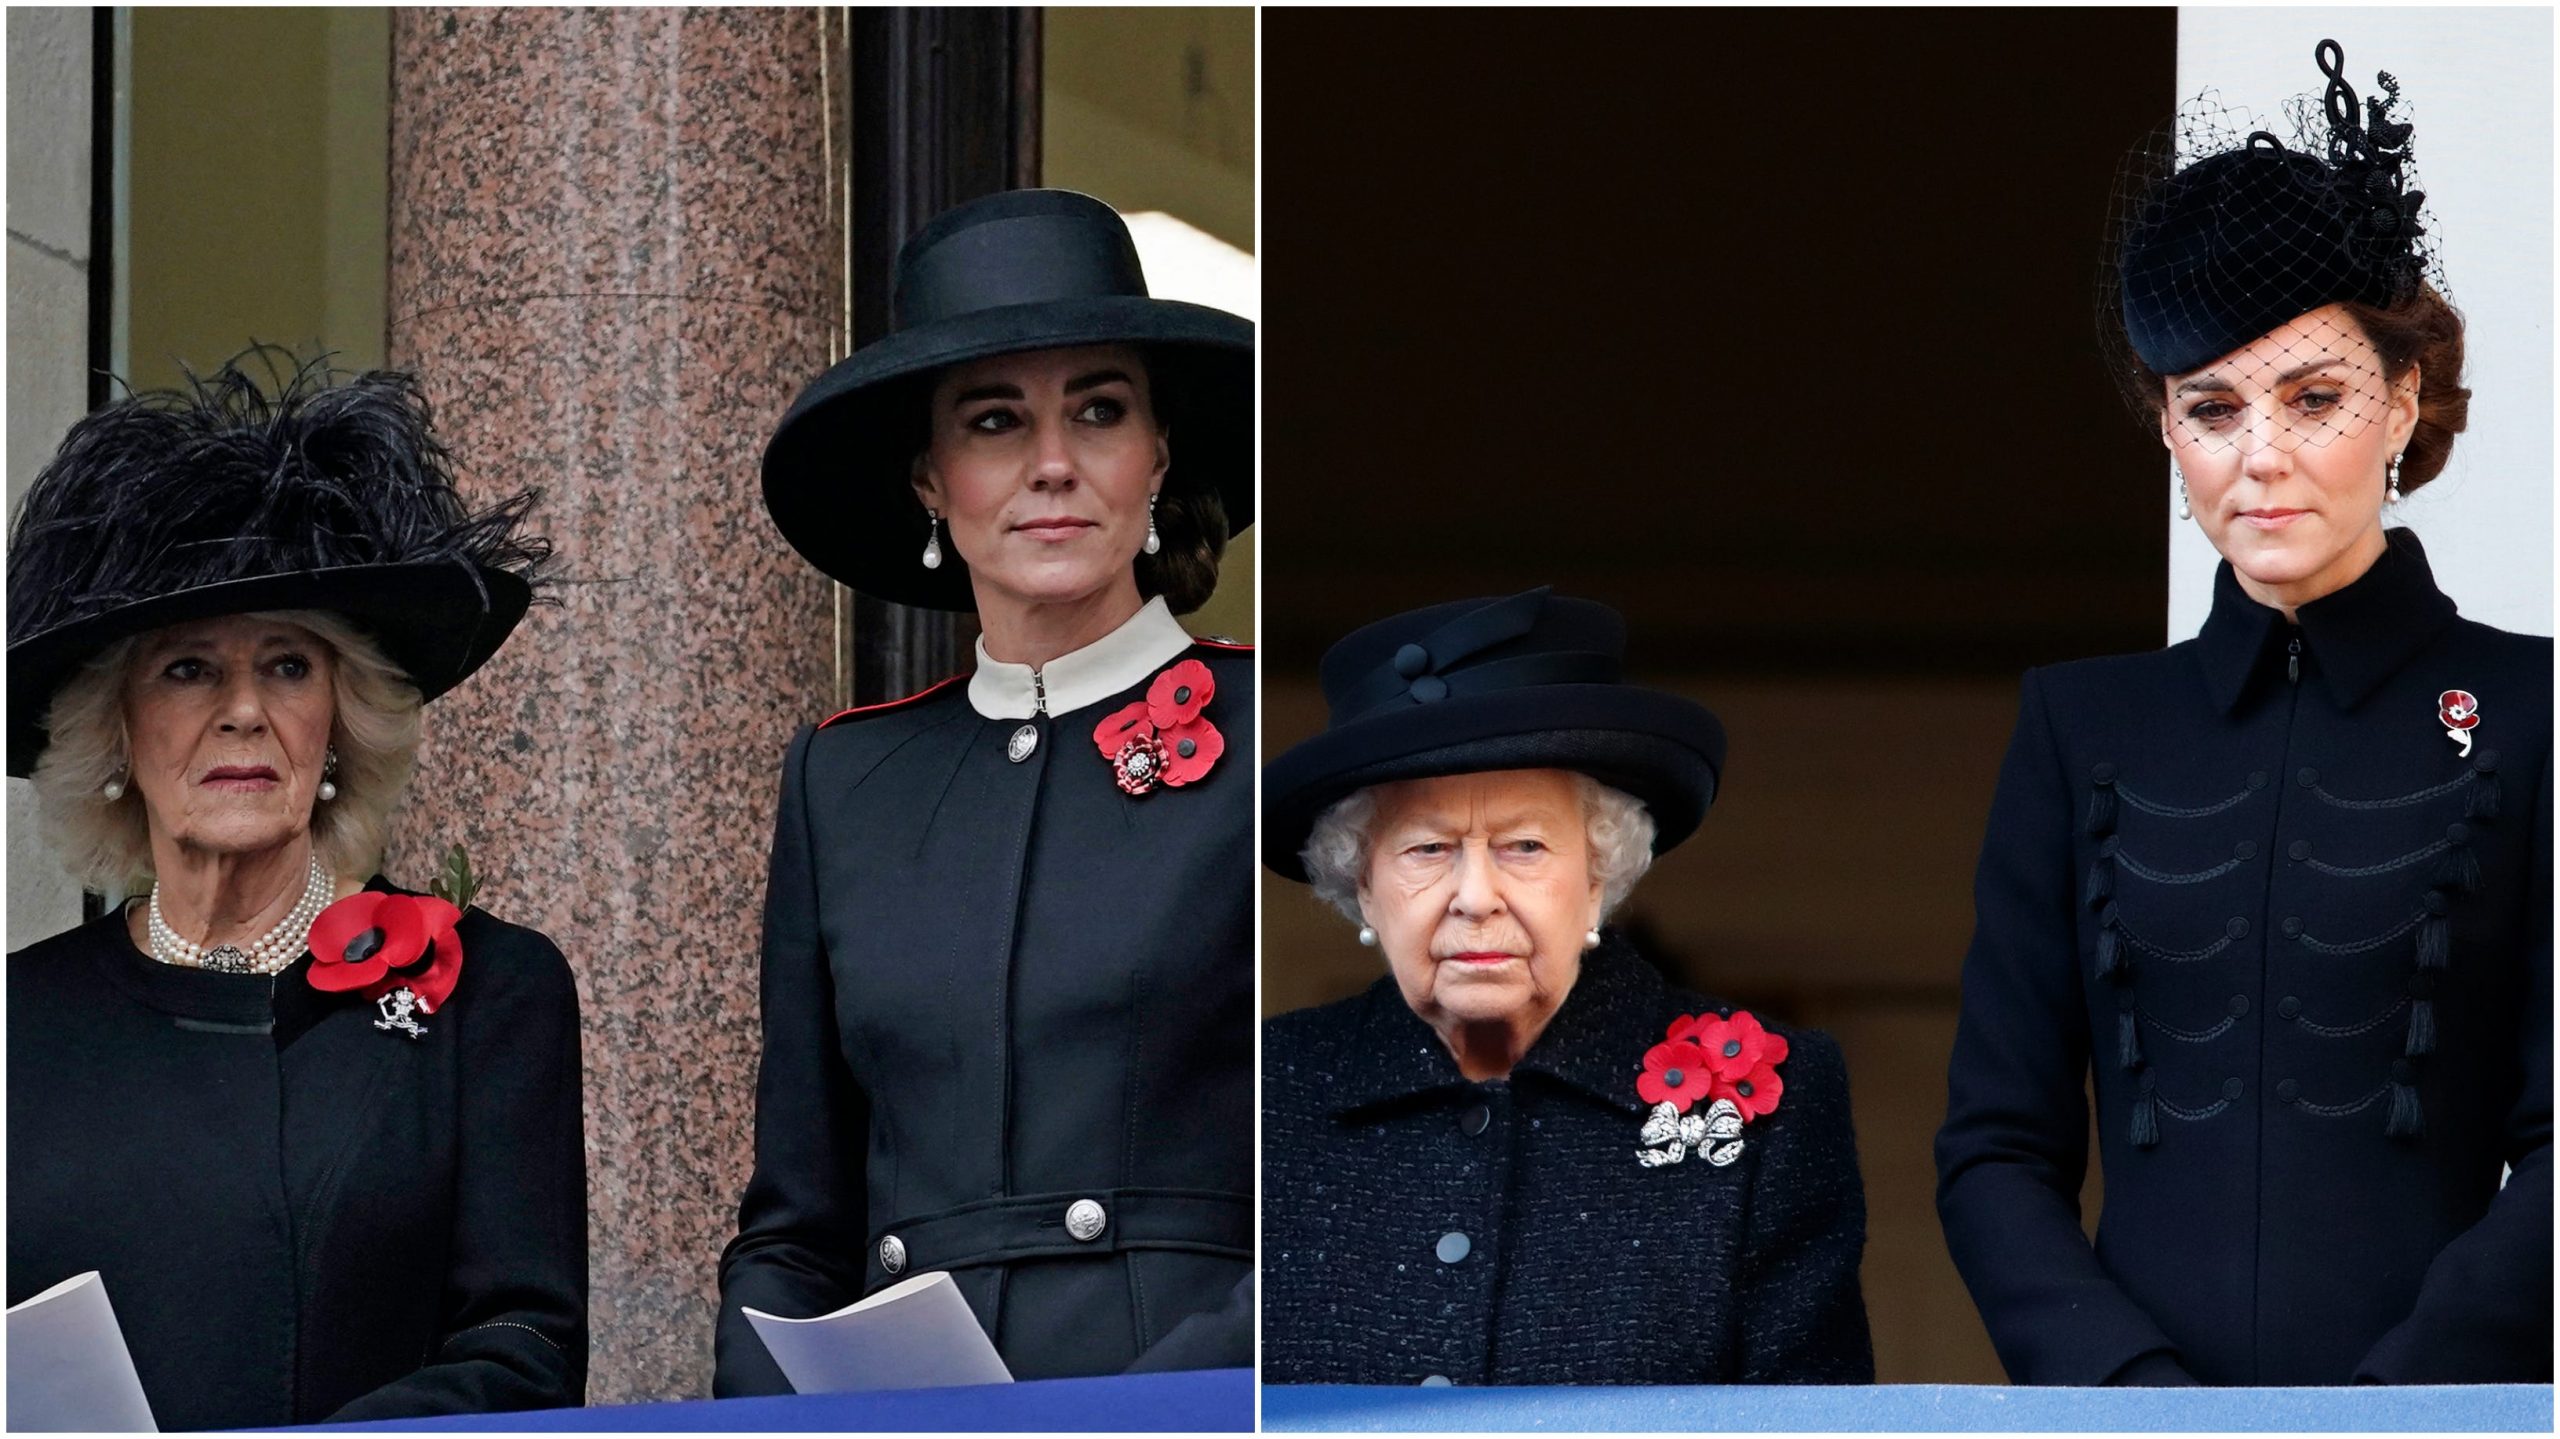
[763,189,1253,611]
[4,356,550,778]
[1263,589,1728,881]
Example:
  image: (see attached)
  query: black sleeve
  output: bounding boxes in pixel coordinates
[1935,670,2191,1385]
[325,927,590,1419]
[1735,1030,1874,1383]
[715,725,873,1396]
[1124,1272,1254,1374]
[2354,753,2554,1382]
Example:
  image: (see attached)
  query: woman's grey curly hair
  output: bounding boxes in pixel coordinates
[30,609,423,894]
[1300,772,1658,925]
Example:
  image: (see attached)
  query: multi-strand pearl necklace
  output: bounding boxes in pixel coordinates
[147,856,333,975]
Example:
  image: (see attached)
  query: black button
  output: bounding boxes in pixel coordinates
[1394,644,1430,678]
[2298,767,2319,787]
[1436,1232,1471,1264]
[2391,1059,2417,1084]
[2280,917,2303,939]
[2092,762,2118,784]
[2234,841,2257,860]
[2407,972,2436,998]
[2277,1079,2301,1103]
[2117,990,2137,1012]
[2476,749,2500,774]
[2288,840,2312,861]
[2248,770,2269,790]
[2277,995,2302,1019]
[1421,1375,1453,1387]
[2137,1069,2158,1092]
[2226,917,2250,939]
[1409,675,1449,704]
[2229,995,2251,1017]
[2222,1078,2244,1101]
[2098,836,2122,858]
[2446,822,2470,844]
[2424,891,2450,915]
[1176,738,1197,758]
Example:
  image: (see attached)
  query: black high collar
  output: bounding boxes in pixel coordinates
[2192,527,2459,715]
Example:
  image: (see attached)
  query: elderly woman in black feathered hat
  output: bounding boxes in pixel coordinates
[1937,40,2550,1386]
[4,352,585,1427]
[1260,589,1873,1385]
[715,190,1254,1390]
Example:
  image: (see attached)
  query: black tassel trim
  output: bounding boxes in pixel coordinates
[2094,918,2123,981]
[2405,998,2435,1057]
[2385,1081,2424,1140]
[2085,858,2115,908]
[2118,1010,2143,1071]
[2130,1088,2160,1148]
[2435,843,2481,894]
[2466,772,2501,820]
[2085,784,2117,838]
[2416,913,2450,970]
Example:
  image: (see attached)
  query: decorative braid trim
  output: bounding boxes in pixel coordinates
[2309,769,2478,811]
[2118,850,2248,885]
[2121,926,2237,964]
[2306,838,2451,878]
[440,1320,565,1355]
[2287,1082,2392,1118]
[2297,911,2425,955]
[2140,1009,2237,1044]
[2158,1093,2233,1122]
[2291,995,2411,1039]
[2119,782,2257,819]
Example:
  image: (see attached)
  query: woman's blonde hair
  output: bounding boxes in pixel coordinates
[30,609,424,893]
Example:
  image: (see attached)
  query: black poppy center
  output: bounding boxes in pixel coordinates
[343,927,387,964]
[1174,685,1193,705]
[1663,1068,1685,1087]
[1736,1080,1755,1098]
[1723,1040,1742,1058]
[1176,738,1197,758]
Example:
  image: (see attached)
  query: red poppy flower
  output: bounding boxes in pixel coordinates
[1146,659,1216,729]
[1158,716,1225,787]
[1093,701,1154,758]
[1690,1010,1789,1081]
[2439,689,2481,730]
[307,891,466,1013]
[1712,1059,1785,1121]
[1636,1039,1714,1111]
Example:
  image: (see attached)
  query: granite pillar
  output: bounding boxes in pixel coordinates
[384,7,842,1402]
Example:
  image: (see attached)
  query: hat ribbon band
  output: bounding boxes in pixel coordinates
[1337,650,1619,723]
[896,213,1150,329]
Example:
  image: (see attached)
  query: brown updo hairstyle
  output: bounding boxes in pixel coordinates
[2108,284,2472,494]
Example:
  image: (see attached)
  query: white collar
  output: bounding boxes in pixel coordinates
[966,596,1195,720]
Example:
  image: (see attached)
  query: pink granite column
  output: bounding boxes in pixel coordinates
[384,8,841,1403]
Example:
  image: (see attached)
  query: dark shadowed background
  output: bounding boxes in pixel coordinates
[1261,7,2177,1383]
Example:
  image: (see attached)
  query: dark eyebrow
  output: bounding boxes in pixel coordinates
[2175,358,2350,397]
[950,383,1023,407]
[1065,368,1135,395]
[2172,373,2229,398]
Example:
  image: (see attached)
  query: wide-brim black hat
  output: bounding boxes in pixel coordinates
[1263,589,1728,881]
[763,189,1253,612]
[5,355,550,778]
[2115,38,2432,376]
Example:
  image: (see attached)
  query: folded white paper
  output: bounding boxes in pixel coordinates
[744,1270,1014,1394]
[7,1271,158,1432]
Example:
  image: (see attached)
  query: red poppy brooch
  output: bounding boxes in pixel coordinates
[1635,1009,1789,1168]
[1091,657,1225,797]
[2439,689,2481,757]
[306,845,478,1039]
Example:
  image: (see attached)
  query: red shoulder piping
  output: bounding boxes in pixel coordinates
[1191,636,1254,652]
[816,672,970,728]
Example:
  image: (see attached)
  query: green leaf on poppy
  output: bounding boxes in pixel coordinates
[430,842,479,913]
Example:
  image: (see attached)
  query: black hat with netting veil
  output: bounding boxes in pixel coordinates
[2112,38,2440,380]
[762,188,1253,612]
[5,349,553,777]
[1262,588,1728,881]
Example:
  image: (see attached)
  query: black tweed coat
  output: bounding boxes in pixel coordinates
[1262,939,1873,1385]
[1937,530,2552,1386]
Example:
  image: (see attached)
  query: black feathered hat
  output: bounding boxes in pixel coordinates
[2115,38,2435,377]
[1262,589,1728,881]
[762,188,1252,611]
[5,350,552,777]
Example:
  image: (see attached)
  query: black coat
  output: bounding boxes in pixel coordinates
[1936,530,2552,1385]
[1262,939,1873,1385]
[714,641,1255,1391]
[5,882,588,1430]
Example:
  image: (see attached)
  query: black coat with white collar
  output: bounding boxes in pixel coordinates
[715,637,1253,1389]
[1936,528,2552,1386]
[1261,939,1873,1385]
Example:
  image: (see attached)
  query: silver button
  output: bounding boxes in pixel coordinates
[879,1235,907,1274]
[1435,1231,1471,1264]
[1007,725,1039,763]
[1065,1198,1108,1242]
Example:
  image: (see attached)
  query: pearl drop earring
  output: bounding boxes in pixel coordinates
[2388,452,2405,506]
[316,746,339,803]
[102,769,127,802]
[921,510,944,569]
[1142,493,1162,556]
[1356,925,1377,947]
[1584,927,1602,949]
[2176,474,2192,521]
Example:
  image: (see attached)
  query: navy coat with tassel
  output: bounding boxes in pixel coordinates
[1936,530,2551,1385]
